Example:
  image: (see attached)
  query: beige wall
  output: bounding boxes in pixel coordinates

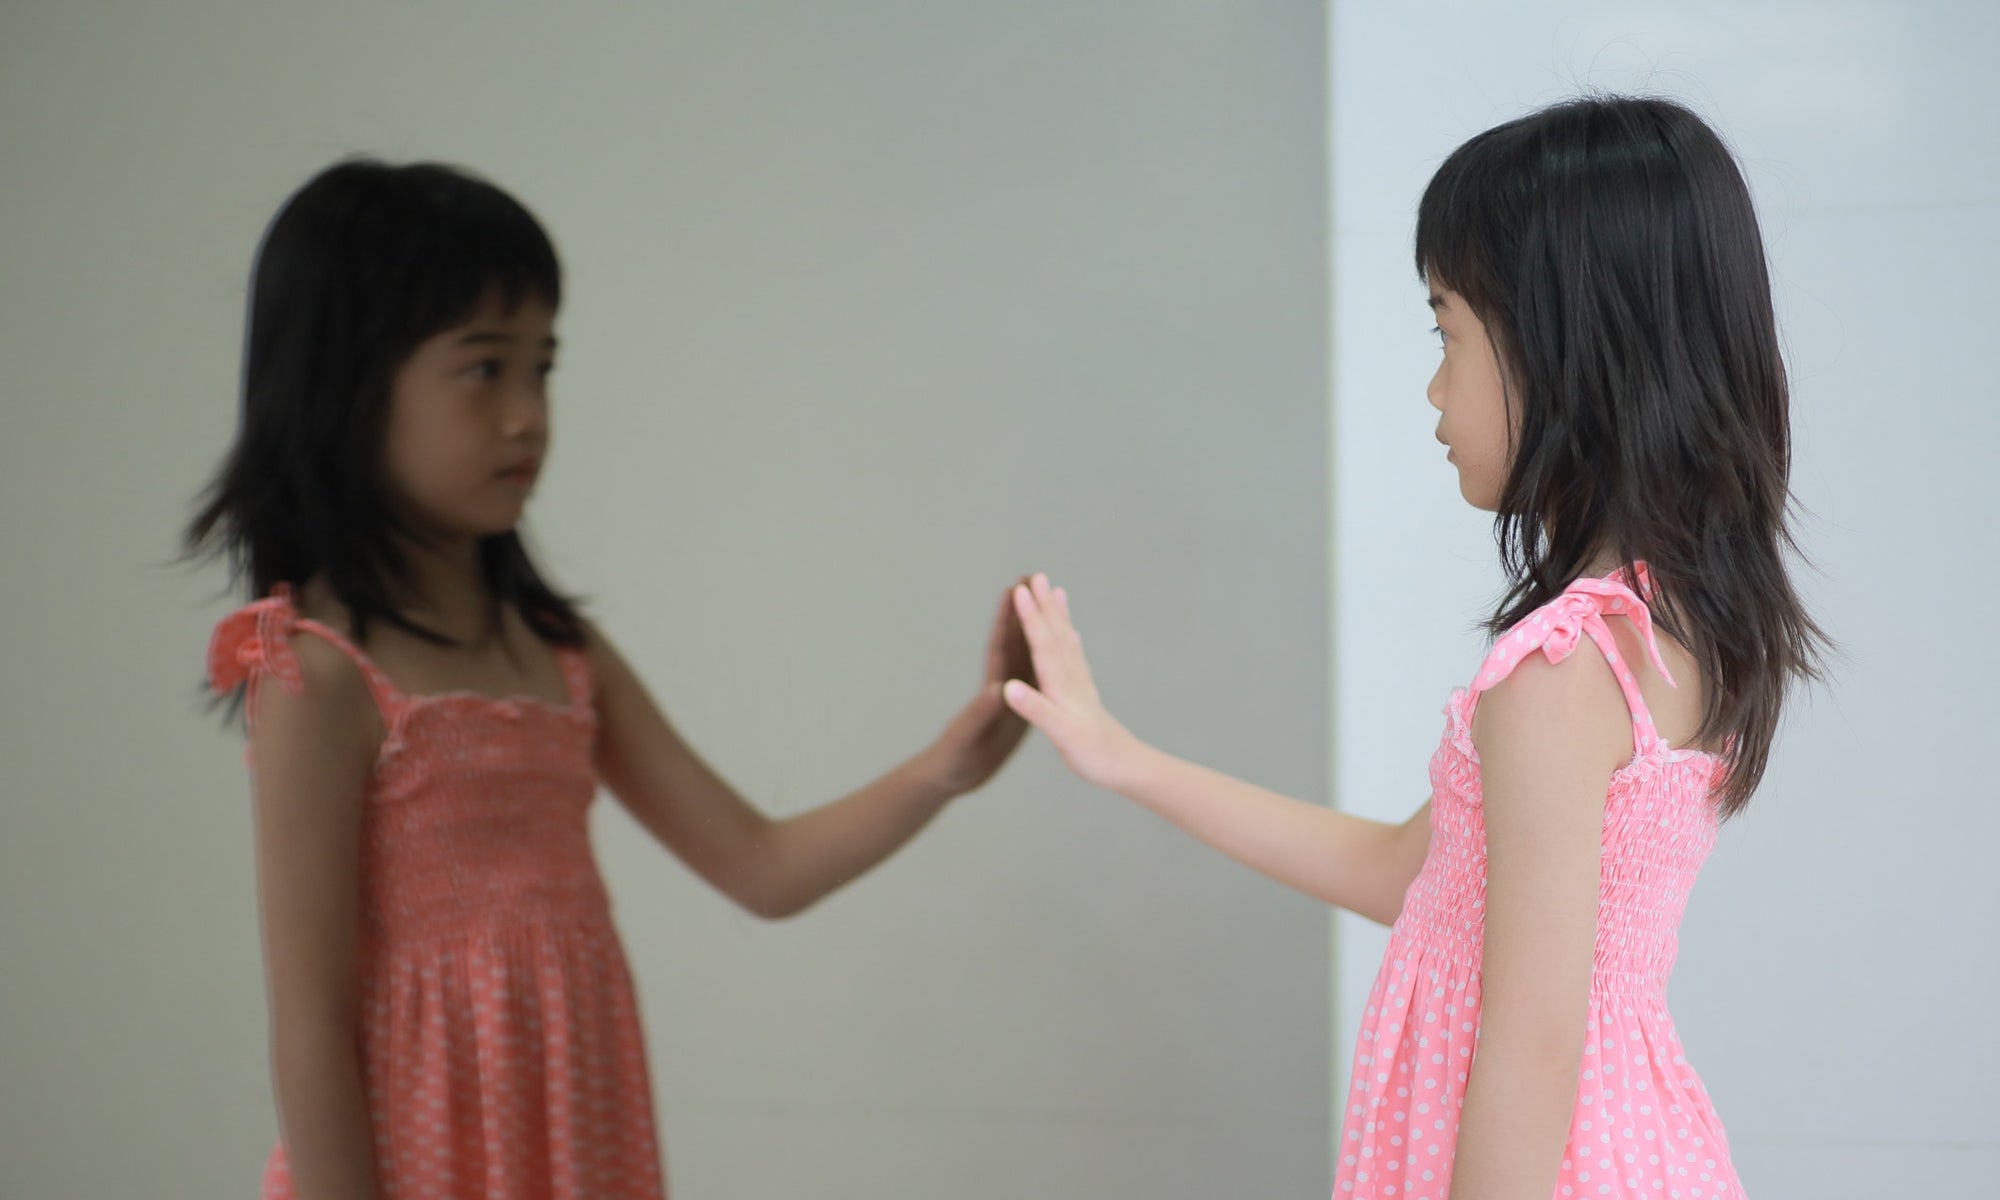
[0,2,1330,1196]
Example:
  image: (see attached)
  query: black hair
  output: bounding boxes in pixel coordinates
[186,159,584,677]
[1416,94,1829,816]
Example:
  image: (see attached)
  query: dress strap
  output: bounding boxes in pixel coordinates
[1468,564,1677,756]
[207,584,407,724]
[554,643,593,712]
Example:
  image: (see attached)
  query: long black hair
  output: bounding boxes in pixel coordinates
[1416,94,1828,816]
[186,159,584,662]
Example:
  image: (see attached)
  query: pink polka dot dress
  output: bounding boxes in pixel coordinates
[1335,565,1743,1199]
[210,588,668,1199]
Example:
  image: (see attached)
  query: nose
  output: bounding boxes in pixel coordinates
[1425,360,1446,413]
[503,379,549,439]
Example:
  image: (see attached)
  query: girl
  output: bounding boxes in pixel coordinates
[188,160,1032,1200]
[1002,96,1826,1199]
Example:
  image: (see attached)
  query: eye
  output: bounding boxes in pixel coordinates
[1431,324,1447,348]
[470,358,503,381]
[537,361,556,379]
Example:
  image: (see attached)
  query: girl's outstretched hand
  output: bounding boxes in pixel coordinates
[1001,573,1145,791]
[919,581,1037,797]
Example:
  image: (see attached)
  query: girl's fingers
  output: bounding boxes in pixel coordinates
[1012,582,1049,647]
[1030,573,1057,627]
[1009,585,1051,667]
[1035,574,1079,644]
[1016,575,1102,708]
[1011,585,1070,692]
[1032,576,1086,676]
[1016,581,1073,657]
[1002,678,1057,730]
[983,587,1014,681]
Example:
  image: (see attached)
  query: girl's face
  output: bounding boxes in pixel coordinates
[383,290,557,540]
[1425,285,1513,512]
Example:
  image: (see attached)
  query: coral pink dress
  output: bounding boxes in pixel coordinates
[1334,566,1743,1199]
[211,587,667,1199]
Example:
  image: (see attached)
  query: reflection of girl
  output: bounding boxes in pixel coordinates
[1005,97,1826,1199]
[191,159,1030,1199]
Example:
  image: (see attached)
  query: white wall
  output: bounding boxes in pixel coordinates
[1329,1,1999,1194]
[0,3,1330,1196]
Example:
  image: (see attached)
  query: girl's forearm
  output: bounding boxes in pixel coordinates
[1113,743,1427,922]
[270,1024,381,1200]
[757,753,957,917]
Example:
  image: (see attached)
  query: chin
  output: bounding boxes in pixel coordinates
[447,511,525,542]
[481,500,531,534]
[1456,477,1501,513]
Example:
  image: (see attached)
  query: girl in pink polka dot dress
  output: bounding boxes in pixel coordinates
[188,161,1033,1200]
[1002,96,1826,1199]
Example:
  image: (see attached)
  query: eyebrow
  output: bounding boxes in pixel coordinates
[1426,293,1446,312]
[456,332,560,349]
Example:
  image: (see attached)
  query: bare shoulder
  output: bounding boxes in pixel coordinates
[290,575,357,636]
[575,618,657,718]
[250,626,382,763]
[1473,642,1634,784]
[291,633,374,701]
[1603,616,1711,752]
[574,616,623,675]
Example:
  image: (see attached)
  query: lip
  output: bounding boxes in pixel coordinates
[497,457,541,484]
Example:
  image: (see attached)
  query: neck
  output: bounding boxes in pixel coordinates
[394,532,500,643]
[1546,530,1623,580]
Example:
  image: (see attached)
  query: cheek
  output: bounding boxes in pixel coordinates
[387,399,438,460]
[383,397,476,498]
[380,407,422,484]
[1478,403,1510,456]
[1467,372,1511,452]
[1475,405,1513,500]
[406,387,484,443]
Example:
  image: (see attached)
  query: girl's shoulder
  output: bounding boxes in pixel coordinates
[208,582,393,732]
[1470,566,1666,697]
[1466,563,1719,763]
